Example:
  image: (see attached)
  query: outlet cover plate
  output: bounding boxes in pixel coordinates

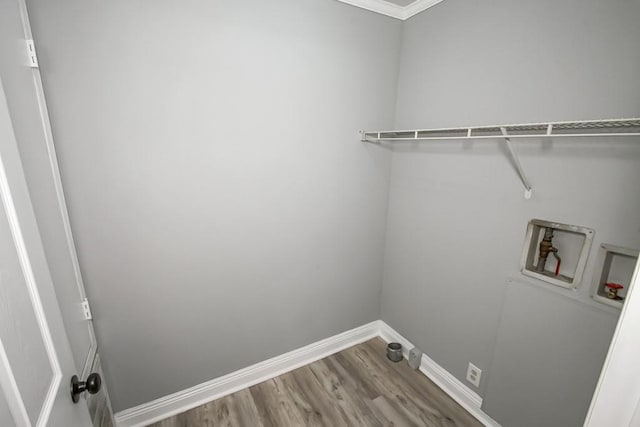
[408,347,422,370]
[466,363,481,388]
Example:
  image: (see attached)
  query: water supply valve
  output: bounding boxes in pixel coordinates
[521,219,595,290]
[537,227,561,276]
[605,283,624,300]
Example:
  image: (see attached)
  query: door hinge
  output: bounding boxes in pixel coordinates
[26,40,38,68]
[81,298,93,320]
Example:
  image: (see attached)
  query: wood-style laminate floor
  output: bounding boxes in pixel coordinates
[150,338,483,427]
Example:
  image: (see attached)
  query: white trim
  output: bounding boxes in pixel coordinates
[17,0,99,379]
[114,321,381,427]
[0,80,31,427]
[377,322,500,426]
[0,338,31,426]
[377,322,482,408]
[335,0,404,19]
[335,0,445,20]
[32,68,98,377]
[402,0,446,19]
[0,82,62,427]
[584,258,640,426]
[115,320,500,427]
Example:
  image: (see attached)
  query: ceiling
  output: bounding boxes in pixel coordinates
[336,0,445,20]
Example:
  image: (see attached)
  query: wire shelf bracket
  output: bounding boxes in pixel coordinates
[360,118,640,200]
[500,127,532,199]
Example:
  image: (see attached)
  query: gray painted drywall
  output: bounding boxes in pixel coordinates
[21,0,640,420]
[382,0,640,424]
[484,279,619,427]
[25,0,402,411]
[633,398,640,427]
[0,386,10,426]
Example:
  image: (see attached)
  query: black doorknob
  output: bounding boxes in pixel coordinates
[70,373,102,403]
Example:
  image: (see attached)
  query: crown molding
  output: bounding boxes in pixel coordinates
[402,0,445,19]
[336,0,405,19]
[336,0,445,20]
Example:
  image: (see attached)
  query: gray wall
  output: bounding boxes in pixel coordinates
[25,0,402,411]
[484,279,619,426]
[0,386,10,426]
[382,0,640,425]
[22,0,640,422]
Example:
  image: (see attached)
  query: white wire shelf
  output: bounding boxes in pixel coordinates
[360,118,640,142]
[360,118,640,200]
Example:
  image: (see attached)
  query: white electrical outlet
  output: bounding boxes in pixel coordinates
[466,363,482,388]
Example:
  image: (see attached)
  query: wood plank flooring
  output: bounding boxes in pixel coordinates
[149,338,483,427]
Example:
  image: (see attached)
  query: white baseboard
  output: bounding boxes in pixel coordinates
[378,322,500,427]
[114,321,380,427]
[115,320,500,427]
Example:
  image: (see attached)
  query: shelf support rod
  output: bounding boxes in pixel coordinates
[500,127,533,199]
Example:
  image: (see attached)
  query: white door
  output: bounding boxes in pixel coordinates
[0,0,98,383]
[0,78,91,425]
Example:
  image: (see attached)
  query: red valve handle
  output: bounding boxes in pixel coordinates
[605,283,624,290]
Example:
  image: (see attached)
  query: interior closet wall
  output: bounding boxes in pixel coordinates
[0,388,9,423]
[381,0,640,425]
[25,0,402,411]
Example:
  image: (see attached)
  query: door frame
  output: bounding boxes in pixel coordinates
[16,0,98,379]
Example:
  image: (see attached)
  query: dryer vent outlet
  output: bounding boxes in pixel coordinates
[408,347,422,370]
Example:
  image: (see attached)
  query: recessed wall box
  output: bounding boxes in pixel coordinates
[591,244,639,309]
[520,219,594,289]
